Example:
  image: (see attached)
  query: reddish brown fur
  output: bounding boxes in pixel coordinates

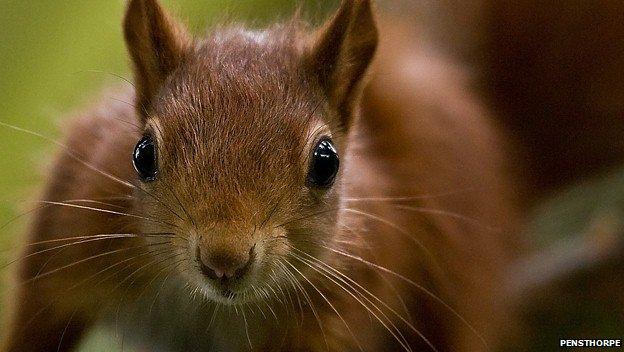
[1,1,520,351]
[380,0,624,203]
[482,1,624,200]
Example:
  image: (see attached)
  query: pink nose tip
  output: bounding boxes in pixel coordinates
[197,247,254,281]
[212,268,227,279]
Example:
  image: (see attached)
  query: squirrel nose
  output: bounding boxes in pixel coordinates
[196,246,254,281]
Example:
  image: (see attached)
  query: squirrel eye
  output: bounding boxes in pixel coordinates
[133,135,158,181]
[307,137,339,188]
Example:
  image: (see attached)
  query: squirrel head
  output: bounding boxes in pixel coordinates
[123,0,377,304]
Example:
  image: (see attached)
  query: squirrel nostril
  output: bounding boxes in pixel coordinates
[231,245,255,279]
[213,268,225,279]
[196,246,255,281]
[196,247,220,280]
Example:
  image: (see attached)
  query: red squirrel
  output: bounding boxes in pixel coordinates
[1,1,521,351]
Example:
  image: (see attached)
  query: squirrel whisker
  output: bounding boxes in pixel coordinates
[276,258,329,350]
[111,252,187,332]
[20,232,180,248]
[318,243,488,348]
[342,207,436,262]
[148,259,187,317]
[1,234,178,270]
[290,245,438,352]
[36,200,180,230]
[19,241,172,287]
[0,120,186,222]
[286,253,414,352]
[342,187,489,203]
[1,198,134,233]
[16,245,180,338]
[282,255,364,352]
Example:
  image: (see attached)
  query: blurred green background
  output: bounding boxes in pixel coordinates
[0,1,622,351]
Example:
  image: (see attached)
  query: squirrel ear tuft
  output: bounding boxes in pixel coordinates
[306,0,379,128]
[124,0,191,119]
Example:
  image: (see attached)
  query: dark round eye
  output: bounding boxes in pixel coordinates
[307,137,339,188]
[133,135,158,181]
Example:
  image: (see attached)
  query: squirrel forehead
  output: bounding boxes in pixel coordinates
[146,27,328,166]
[159,27,313,108]
[151,27,324,134]
[142,31,329,195]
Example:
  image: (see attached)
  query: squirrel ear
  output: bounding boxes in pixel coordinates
[306,0,378,127]
[124,0,191,119]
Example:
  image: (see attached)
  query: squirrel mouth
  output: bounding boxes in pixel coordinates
[219,288,236,299]
[194,262,251,303]
[203,278,248,301]
[208,287,256,305]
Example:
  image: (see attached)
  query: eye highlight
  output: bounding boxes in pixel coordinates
[307,137,339,188]
[133,135,158,181]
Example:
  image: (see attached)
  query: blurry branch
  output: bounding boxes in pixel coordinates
[507,212,624,301]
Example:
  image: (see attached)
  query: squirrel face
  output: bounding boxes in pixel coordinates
[124,0,377,305]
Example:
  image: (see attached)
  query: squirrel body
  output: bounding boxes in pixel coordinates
[2,1,521,351]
